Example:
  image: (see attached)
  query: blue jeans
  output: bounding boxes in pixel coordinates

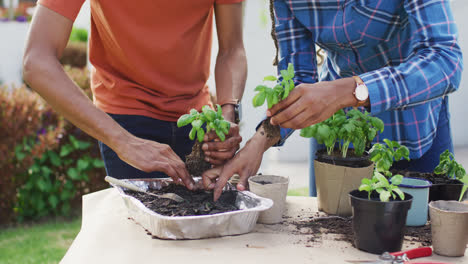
[309,100,454,196]
[98,114,194,179]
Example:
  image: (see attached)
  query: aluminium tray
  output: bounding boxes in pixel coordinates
[112,178,273,240]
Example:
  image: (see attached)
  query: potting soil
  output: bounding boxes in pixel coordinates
[290,213,431,247]
[185,141,212,177]
[262,118,281,139]
[125,184,239,217]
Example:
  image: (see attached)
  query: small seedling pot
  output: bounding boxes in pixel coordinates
[429,180,466,202]
[398,171,466,202]
[315,150,374,216]
[349,190,413,254]
[248,175,289,224]
[398,177,432,226]
[429,200,468,257]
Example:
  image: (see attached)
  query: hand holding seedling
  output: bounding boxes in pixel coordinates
[178,105,241,165]
[202,122,241,165]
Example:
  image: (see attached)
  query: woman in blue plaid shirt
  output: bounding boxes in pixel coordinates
[203,0,463,200]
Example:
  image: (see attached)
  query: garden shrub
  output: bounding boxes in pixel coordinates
[0,86,65,224]
[1,66,107,223]
[60,42,87,68]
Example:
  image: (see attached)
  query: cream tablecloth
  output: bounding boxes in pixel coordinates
[61,189,467,264]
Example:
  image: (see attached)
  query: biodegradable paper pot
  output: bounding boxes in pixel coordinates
[248,175,289,224]
[398,178,431,226]
[315,159,374,216]
[349,190,413,254]
[429,200,468,257]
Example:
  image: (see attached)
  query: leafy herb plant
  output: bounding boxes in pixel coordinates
[369,139,410,176]
[177,105,230,142]
[301,109,384,158]
[358,140,410,202]
[177,105,231,176]
[434,150,466,180]
[433,150,468,202]
[359,172,405,202]
[252,63,295,109]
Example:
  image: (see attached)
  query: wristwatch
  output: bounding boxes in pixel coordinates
[352,76,369,107]
[219,99,241,124]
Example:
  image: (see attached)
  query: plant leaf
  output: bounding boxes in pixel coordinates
[191,120,203,129]
[380,191,391,202]
[197,128,205,142]
[263,75,277,82]
[189,128,196,141]
[390,174,403,186]
[253,92,266,107]
[393,188,405,201]
[255,85,268,92]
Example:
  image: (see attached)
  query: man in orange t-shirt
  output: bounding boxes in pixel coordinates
[23,0,247,190]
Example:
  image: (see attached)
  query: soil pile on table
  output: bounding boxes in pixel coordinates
[125,184,239,217]
[291,214,431,246]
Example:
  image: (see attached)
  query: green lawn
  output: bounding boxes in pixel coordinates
[0,218,81,264]
[287,187,309,196]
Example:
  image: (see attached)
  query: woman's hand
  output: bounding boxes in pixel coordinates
[267,78,358,129]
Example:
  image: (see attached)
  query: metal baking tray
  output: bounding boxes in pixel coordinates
[112,178,273,240]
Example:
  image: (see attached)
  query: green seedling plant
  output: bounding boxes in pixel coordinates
[300,109,384,158]
[369,139,410,176]
[434,150,468,201]
[359,172,405,202]
[177,105,230,142]
[434,150,466,180]
[252,63,295,109]
[359,140,410,202]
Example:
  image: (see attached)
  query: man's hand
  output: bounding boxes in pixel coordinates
[202,122,242,165]
[115,135,195,190]
[202,125,280,201]
[267,78,358,129]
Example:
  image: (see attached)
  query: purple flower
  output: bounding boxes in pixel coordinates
[38,128,47,135]
[0,18,9,22]
[15,16,27,22]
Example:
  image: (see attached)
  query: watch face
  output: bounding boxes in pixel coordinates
[355,84,369,101]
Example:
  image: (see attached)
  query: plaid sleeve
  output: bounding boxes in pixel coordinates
[360,0,463,115]
[264,0,319,147]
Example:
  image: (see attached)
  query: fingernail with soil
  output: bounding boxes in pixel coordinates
[205,151,210,156]
[202,144,208,150]
[237,183,245,191]
[266,110,271,117]
[209,183,215,189]
[205,157,210,162]
[189,183,194,190]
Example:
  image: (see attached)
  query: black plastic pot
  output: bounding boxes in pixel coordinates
[315,149,372,168]
[349,190,413,254]
[429,180,466,202]
[391,170,467,202]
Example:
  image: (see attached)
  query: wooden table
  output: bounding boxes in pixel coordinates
[61,189,467,264]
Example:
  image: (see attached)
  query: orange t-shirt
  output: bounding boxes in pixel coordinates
[38,0,243,121]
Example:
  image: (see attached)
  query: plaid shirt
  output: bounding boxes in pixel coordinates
[273,0,463,159]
